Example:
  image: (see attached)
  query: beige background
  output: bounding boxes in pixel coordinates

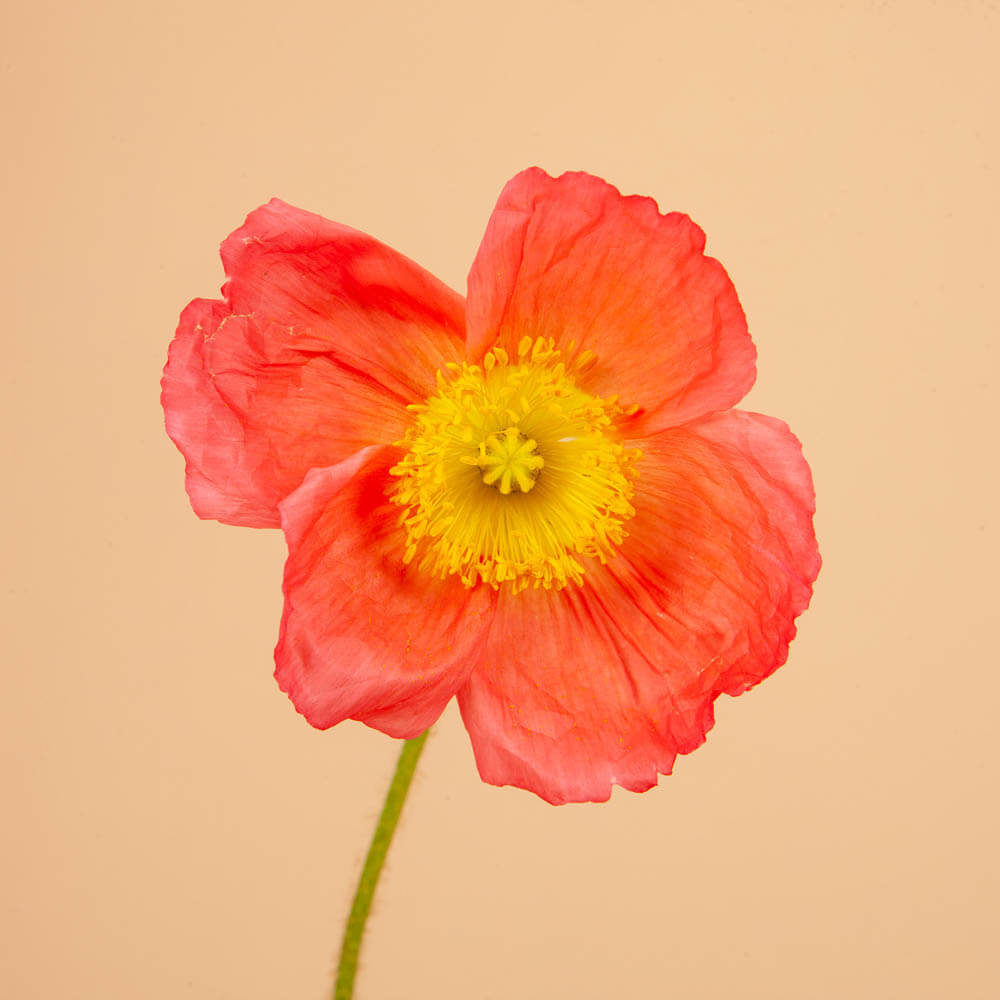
[3,2,998,997]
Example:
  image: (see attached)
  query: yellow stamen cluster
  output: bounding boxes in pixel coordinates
[389,336,641,592]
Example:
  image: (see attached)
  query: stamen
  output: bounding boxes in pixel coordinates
[389,338,640,592]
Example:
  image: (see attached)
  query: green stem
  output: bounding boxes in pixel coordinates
[333,730,429,1000]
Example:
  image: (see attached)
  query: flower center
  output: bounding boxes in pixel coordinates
[389,336,641,592]
[473,427,544,494]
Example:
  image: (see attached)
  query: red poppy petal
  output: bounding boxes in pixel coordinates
[628,410,820,699]
[161,199,465,527]
[221,199,465,403]
[162,302,412,527]
[457,584,686,804]
[457,410,819,803]
[466,168,756,432]
[162,297,270,525]
[275,447,495,738]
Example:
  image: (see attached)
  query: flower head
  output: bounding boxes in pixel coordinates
[162,168,820,804]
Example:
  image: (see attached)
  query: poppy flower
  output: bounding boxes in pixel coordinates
[162,168,820,804]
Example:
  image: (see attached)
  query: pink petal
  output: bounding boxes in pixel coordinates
[161,199,466,527]
[466,168,756,432]
[457,410,819,803]
[275,447,495,738]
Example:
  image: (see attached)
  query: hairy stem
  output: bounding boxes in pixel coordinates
[333,730,429,1000]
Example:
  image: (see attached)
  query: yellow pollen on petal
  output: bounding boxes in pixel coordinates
[389,337,641,593]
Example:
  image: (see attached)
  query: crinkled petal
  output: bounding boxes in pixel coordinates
[220,199,465,402]
[457,583,686,804]
[466,168,756,432]
[275,447,495,738]
[162,199,465,527]
[458,410,819,803]
[162,297,269,526]
[628,410,822,700]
